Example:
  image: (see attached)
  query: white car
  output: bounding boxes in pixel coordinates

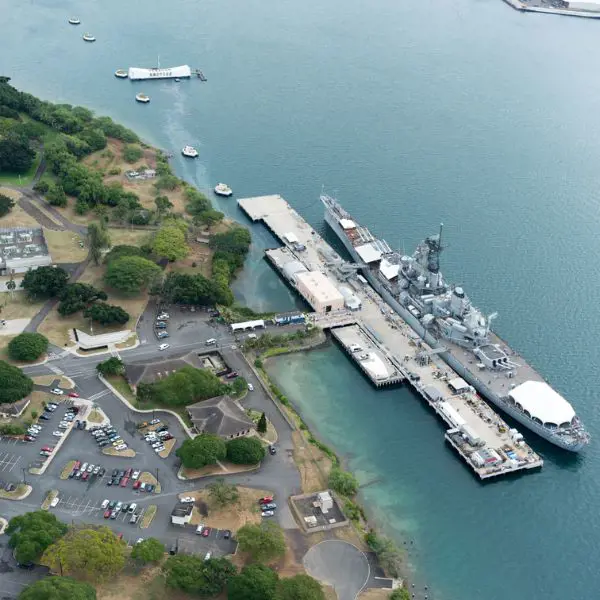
[157,313,170,320]
[136,538,144,544]
[154,446,165,453]
[52,431,64,437]
[50,497,60,508]
[150,418,161,425]
[30,424,42,431]
[247,383,254,391]
[132,470,140,480]
[115,444,128,451]
[158,343,170,351]
[50,388,64,395]
[180,496,195,504]
[101,499,110,509]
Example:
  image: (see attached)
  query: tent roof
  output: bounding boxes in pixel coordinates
[509,381,575,425]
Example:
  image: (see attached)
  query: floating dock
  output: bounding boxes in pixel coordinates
[239,195,543,480]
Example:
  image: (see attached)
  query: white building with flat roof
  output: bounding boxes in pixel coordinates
[295,271,345,313]
[568,0,600,10]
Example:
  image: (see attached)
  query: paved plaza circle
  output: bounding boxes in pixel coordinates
[303,539,370,600]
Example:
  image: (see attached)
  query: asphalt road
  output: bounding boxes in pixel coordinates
[11,304,304,560]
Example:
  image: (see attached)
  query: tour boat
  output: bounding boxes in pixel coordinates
[82,33,96,42]
[135,93,150,103]
[114,69,128,79]
[68,17,81,25]
[214,183,233,197]
[181,145,199,158]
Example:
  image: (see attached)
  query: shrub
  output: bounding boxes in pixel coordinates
[8,332,48,361]
[122,144,143,163]
[226,437,266,465]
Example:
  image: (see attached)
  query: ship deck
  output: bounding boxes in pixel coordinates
[239,194,543,479]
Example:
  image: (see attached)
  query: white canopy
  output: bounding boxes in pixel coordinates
[355,242,382,264]
[380,258,400,280]
[340,218,355,230]
[509,381,575,426]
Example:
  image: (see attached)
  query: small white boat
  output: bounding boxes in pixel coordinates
[181,145,199,158]
[82,33,96,42]
[175,78,181,82]
[68,17,81,25]
[214,183,233,197]
[135,93,150,103]
[114,69,128,79]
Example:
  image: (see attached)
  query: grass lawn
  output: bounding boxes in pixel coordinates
[0,291,45,320]
[186,486,272,531]
[103,447,136,458]
[0,153,42,187]
[0,189,39,227]
[43,228,87,262]
[0,483,32,501]
[157,438,176,459]
[32,375,73,388]
[291,430,334,494]
[88,409,103,423]
[180,461,258,480]
[0,391,48,427]
[37,258,149,347]
[41,489,58,510]
[105,374,136,403]
[60,460,77,480]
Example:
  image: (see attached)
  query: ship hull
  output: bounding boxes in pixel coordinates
[324,208,584,452]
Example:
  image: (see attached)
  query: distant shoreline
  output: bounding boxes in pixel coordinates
[502,0,600,19]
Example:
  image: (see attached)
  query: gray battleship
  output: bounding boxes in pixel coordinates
[322,194,590,452]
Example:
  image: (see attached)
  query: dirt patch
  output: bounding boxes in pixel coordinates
[167,242,213,279]
[0,391,47,427]
[139,471,161,493]
[359,589,394,600]
[185,486,273,532]
[157,437,176,459]
[0,190,38,227]
[180,461,258,480]
[291,430,333,493]
[140,505,157,529]
[0,292,44,320]
[88,409,104,423]
[103,447,136,458]
[43,228,87,262]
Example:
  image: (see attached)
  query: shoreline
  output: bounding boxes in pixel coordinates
[246,337,422,597]
[502,0,600,18]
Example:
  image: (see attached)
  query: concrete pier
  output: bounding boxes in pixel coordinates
[238,195,543,480]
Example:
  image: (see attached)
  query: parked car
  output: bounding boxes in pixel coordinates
[68,392,80,398]
[155,321,168,329]
[110,511,118,519]
[130,514,139,524]
[108,501,117,509]
[154,446,165,453]
[103,510,111,519]
[157,313,170,320]
[195,524,204,535]
[150,419,161,425]
[133,481,141,490]
[115,444,128,451]
[247,383,254,391]
[24,435,35,442]
[261,510,275,517]
[124,468,132,478]
[39,450,51,457]
[128,503,137,513]
[52,431,63,437]
[41,445,53,452]
[259,496,274,505]
[269,445,277,455]
[132,470,140,480]
[158,343,170,351]
[50,388,64,395]
[223,530,231,540]
[262,503,277,510]
[146,484,155,493]
[75,471,83,480]
[101,499,110,509]
[87,464,94,473]
[156,331,170,339]
[120,477,129,487]
[39,413,50,420]
[201,527,211,537]
[225,371,238,379]
[81,472,89,481]
[180,496,195,504]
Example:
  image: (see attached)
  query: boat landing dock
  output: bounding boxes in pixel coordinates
[238,194,543,480]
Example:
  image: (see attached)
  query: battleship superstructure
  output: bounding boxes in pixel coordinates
[322,194,590,451]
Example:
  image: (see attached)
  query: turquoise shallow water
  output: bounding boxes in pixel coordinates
[2,0,600,598]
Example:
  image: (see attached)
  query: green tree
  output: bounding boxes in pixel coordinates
[21,266,69,300]
[365,531,403,578]
[278,574,326,600]
[8,332,48,361]
[42,527,126,583]
[176,433,227,469]
[257,412,267,435]
[226,437,265,465]
[0,360,34,405]
[84,302,130,325]
[122,144,143,163]
[155,174,179,191]
[154,195,173,216]
[0,133,35,173]
[33,180,50,194]
[227,564,279,600]
[389,589,411,600]
[87,222,111,265]
[103,244,146,264]
[105,255,161,293]
[236,522,286,563]
[45,183,67,207]
[130,537,164,564]
[207,478,240,508]
[152,224,189,262]
[231,376,248,397]
[7,511,68,566]
[0,192,15,217]
[328,467,359,497]
[195,209,224,228]
[18,576,96,600]
[164,555,237,596]
[58,283,107,316]
[96,357,124,376]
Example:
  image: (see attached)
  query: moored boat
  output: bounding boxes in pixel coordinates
[68,17,81,25]
[214,183,233,197]
[114,69,128,79]
[181,145,199,158]
[82,33,96,42]
[135,93,150,103]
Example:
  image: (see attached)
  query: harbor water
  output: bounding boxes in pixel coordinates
[2,0,600,598]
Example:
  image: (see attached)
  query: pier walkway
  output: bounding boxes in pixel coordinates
[239,195,543,480]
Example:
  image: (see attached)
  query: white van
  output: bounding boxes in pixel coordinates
[247,333,257,339]
[50,497,60,508]
[196,524,204,535]
[101,499,110,509]
[205,338,217,346]
[204,552,211,561]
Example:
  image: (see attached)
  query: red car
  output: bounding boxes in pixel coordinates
[120,477,129,487]
[82,472,89,481]
[68,392,80,398]
[133,480,141,490]
[201,527,211,537]
[259,496,274,505]
[24,435,35,442]
[73,460,81,470]
[103,510,111,518]
[124,468,132,478]
[41,446,54,452]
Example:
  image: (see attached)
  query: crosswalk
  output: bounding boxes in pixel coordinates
[47,364,63,375]
[87,389,111,402]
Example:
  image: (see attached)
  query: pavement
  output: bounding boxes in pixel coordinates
[0,319,30,335]
[3,302,304,571]
[303,540,370,600]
